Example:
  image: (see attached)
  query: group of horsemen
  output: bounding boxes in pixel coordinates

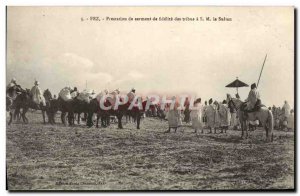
[6,78,293,131]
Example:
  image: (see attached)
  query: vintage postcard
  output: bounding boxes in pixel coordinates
[6,6,294,190]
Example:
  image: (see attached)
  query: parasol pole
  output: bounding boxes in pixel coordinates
[257,54,268,88]
[236,77,238,94]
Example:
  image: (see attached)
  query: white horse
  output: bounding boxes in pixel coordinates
[231,98,274,142]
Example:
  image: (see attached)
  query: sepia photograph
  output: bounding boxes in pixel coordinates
[6,6,295,190]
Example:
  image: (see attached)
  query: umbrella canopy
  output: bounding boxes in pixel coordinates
[225,77,249,94]
[226,78,249,88]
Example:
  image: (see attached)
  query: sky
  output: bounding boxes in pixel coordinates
[6,7,294,107]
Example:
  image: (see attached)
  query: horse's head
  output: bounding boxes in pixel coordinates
[14,85,26,93]
[231,98,243,111]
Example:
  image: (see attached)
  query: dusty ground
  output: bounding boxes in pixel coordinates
[6,112,294,190]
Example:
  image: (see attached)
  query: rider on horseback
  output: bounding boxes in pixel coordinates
[70,87,78,98]
[6,78,19,99]
[127,88,136,103]
[30,80,46,106]
[245,83,261,113]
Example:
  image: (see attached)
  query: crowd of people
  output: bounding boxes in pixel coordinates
[165,83,294,133]
[6,78,294,132]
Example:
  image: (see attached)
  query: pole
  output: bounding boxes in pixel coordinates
[257,54,268,88]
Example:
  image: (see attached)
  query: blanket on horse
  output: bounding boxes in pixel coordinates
[59,87,72,101]
[77,89,95,103]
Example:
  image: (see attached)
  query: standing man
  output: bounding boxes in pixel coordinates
[206,98,216,133]
[227,94,238,130]
[190,98,203,133]
[282,101,291,119]
[183,97,191,123]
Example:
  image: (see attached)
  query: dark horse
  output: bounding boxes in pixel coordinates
[86,98,112,128]
[57,96,90,126]
[6,85,30,125]
[12,87,49,124]
[87,98,148,129]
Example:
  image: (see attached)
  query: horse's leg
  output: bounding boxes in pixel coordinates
[245,121,250,139]
[77,112,81,124]
[8,110,13,125]
[14,107,20,121]
[136,114,141,129]
[48,112,53,124]
[52,111,56,124]
[117,114,123,129]
[68,112,74,126]
[102,117,107,127]
[42,109,46,124]
[96,114,100,128]
[241,121,245,139]
[86,112,94,127]
[265,125,269,141]
[22,107,29,124]
[61,112,66,125]
[106,115,110,127]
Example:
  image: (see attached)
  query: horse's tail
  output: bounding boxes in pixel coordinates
[268,109,274,142]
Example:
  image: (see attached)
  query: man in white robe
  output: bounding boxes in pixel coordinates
[282,101,291,119]
[166,96,181,132]
[245,83,260,111]
[30,81,46,106]
[287,109,294,131]
[190,98,203,133]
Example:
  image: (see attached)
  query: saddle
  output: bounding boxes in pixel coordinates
[242,99,266,113]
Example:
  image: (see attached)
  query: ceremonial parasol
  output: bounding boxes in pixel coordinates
[225,77,249,94]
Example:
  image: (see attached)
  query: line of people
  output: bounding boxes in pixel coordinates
[166,96,239,133]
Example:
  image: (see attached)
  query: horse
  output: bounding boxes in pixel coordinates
[12,87,49,124]
[231,98,274,142]
[87,97,148,129]
[71,97,90,125]
[57,97,75,125]
[114,98,148,129]
[6,85,29,125]
[86,98,111,128]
